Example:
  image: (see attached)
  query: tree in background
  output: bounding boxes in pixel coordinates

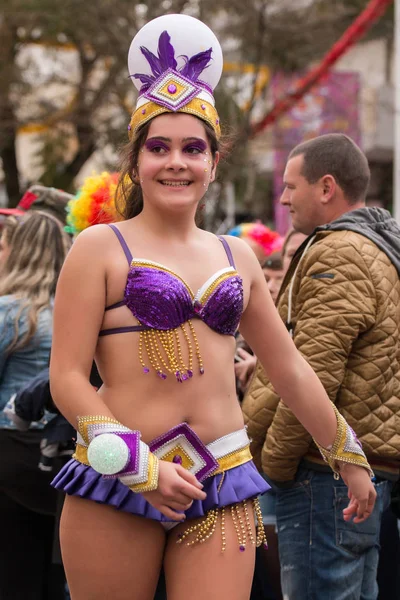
[0,0,394,223]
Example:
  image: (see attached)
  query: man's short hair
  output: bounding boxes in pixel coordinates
[288,134,370,204]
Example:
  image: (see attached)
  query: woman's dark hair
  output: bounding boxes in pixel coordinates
[115,116,220,220]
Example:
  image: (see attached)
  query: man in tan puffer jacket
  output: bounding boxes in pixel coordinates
[242,133,400,600]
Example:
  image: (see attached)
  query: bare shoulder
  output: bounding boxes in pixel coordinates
[67,224,118,260]
[218,234,261,273]
[73,223,116,246]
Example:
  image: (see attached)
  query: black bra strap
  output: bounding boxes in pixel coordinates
[218,235,236,269]
[99,325,148,336]
[105,300,126,311]
[108,224,133,265]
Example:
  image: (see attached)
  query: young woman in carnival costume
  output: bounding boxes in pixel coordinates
[51,15,376,599]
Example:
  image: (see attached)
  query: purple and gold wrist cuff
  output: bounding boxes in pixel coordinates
[75,416,159,493]
[316,405,374,479]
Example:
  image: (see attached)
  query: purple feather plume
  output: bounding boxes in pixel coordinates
[140,45,163,78]
[132,73,155,87]
[132,31,213,91]
[157,31,177,71]
[180,48,212,81]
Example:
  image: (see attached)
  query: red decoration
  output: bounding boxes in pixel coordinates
[17,190,39,210]
[251,0,394,136]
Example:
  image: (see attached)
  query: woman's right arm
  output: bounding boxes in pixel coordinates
[50,225,114,424]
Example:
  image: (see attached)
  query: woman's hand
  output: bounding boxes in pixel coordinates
[340,463,376,523]
[142,460,207,521]
[234,348,257,388]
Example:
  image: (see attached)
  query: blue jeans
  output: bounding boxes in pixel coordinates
[274,468,391,600]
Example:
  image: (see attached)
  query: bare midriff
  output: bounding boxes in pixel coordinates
[95,318,244,445]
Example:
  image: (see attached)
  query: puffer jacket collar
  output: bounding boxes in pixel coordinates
[279,208,400,304]
[316,207,400,276]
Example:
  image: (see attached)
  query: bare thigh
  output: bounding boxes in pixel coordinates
[164,502,256,600]
[60,495,166,600]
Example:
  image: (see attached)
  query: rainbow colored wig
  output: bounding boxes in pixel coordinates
[66,172,121,235]
[228,222,283,256]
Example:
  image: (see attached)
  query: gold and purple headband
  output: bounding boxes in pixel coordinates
[127,14,223,139]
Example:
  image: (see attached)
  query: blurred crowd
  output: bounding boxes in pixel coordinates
[0,159,399,600]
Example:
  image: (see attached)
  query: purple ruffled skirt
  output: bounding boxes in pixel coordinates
[52,458,270,522]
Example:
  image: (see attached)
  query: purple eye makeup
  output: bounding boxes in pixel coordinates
[183,139,208,154]
[144,136,208,155]
[144,139,169,153]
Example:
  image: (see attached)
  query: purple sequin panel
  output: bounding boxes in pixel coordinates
[125,266,193,330]
[200,275,243,335]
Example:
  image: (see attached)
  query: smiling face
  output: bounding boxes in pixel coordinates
[137,113,219,214]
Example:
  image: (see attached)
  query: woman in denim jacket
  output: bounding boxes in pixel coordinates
[0,211,70,600]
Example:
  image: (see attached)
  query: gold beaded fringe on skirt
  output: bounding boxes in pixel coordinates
[176,498,268,552]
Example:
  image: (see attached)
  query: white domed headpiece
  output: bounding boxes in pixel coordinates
[128,14,223,139]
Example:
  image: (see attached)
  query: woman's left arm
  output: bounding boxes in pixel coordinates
[234,240,376,522]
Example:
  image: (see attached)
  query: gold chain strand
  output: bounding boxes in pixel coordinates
[142,331,153,373]
[193,511,216,545]
[171,329,186,377]
[221,506,226,552]
[169,330,182,377]
[235,503,247,552]
[230,504,242,548]
[176,501,265,552]
[176,517,206,545]
[138,332,150,374]
[177,510,216,546]
[192,509,218,545]
[142,331,153,372]
[217,471,225,493]
[167,330,179,373]
[180,323,194,376]
[153,330,174,375]
[173,327,187,373]
[201,509,219,544]
[157,328,180,379]
[188,319,204,375]
[253,498,268,549]
[159,330,174,372]
[173,327,188,381]
[150,330,167,379]
[243,500,256,545]
[137,319,204,382]
[146,331,166,379]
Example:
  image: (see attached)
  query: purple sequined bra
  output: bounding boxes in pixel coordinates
[99,224,243,381]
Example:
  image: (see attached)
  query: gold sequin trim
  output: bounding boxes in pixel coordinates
[129,98,221,140]
[213,446,252,474]
[199,270,239,304]
[128,453,160,493]
[316,404,373,479]
[130,260,194,298]
[77,415,121,446]
[73,443,90,465]
[74,443,252,477]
